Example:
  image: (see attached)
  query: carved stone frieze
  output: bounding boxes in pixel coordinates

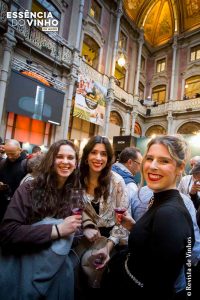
[80,60,107,86]
[62,47,73,64]
[152,71,168,84]
[0,0,8,24]
[83,16,104,47]
[173,97,200,112]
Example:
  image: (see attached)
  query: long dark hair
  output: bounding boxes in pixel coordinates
[79,135,114,202]
[28,140,79,223]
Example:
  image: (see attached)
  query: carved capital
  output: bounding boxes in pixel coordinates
[132,110,138,118]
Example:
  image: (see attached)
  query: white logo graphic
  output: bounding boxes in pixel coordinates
[7,11,59,32]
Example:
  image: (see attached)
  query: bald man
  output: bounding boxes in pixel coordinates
[190,156,200,169]
[0,139,27,221]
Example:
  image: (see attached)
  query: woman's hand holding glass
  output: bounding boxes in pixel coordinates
[57,215,82,238]
[116,211,136,232]
[89,238,109,288]
[70,188,86,237]
[112,199,130,238]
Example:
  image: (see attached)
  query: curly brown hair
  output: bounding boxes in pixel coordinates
[28,140,79,223]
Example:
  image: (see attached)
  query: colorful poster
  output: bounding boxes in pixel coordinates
[73,75,106,126]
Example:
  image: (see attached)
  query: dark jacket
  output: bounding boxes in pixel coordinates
[0,155,27,221]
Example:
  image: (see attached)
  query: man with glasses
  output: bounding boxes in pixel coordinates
[112,146,142,197]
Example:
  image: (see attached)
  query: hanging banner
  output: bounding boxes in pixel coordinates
[73,74,106,126]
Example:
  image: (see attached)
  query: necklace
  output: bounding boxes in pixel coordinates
[148,196,154,209]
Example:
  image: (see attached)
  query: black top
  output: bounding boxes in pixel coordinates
[127,189,194,299]
[102,189,194,300]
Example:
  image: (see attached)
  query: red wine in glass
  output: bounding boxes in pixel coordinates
[114,208,127,214]
[70,188,85,216]
[93,256,104,268]
[71,207,84,215]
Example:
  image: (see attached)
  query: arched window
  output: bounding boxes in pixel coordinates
[184,75,200,99]
[152,85,166,104]
[114,63,126,89]
[177,122,200,134]
[134,122,142,136]
[110,111,123,127]
[145,125,166,137]
[109,111,123,136]
[81,34,100,70]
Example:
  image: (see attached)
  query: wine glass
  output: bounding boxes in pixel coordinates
[70,188,85,216]
[89,237,108,288]
[112,199,130,238]
[70,188,85,238]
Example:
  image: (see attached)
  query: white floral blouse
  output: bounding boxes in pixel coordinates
[82,171,129,245]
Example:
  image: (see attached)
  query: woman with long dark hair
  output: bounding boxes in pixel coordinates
[0,139,82,300]
[79,136,128,279]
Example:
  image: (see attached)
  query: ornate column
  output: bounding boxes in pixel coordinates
[130,30,144,136]
[130,94,139,136]
[104,0,122,136]
[0,25,16,137]
[125,109,131,135]
[169,34,178,100]
[64,50,79,138]
[111,0,123,76]
[134,29,144,97]
[75,0,84,50]
[167,100,174,134]
[131,110,138,136]
[55,50,79,140]
[104,77,115,136]
[63,75,75,139]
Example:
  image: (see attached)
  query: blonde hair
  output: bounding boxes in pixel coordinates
[140,135,190,187]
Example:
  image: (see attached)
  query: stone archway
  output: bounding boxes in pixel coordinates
[134,122,142,136]
[177,122,200,134]
[108,111,123,138]
[145,125,166,137]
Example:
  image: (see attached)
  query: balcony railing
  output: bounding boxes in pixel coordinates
[80,60,109,87]
[172,97,200,112]
[13,22,73,66]
[114,85,133,105]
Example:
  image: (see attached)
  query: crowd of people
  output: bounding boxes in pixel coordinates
[0,135,200,300]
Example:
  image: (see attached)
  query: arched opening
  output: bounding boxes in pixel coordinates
[134,122,142,136]
[109,111,123,137]
[184,75,200,99]
[177,122,200,134]
[81,34,100,70]
[152,85,166,104]
[145,125,166,137]
[114,63,126,89]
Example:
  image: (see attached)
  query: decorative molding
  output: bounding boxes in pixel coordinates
[0,0,8,25]
[83,16,105,47]
[79,60,109,86]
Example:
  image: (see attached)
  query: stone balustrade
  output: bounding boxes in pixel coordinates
[114,85,131,104]
[172,97,200,112]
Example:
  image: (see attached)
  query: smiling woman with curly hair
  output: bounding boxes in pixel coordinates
[0,139,82,300]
